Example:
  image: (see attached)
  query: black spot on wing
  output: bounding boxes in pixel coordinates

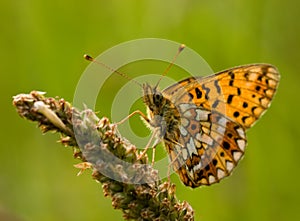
[262,66,268,76]
[227,95,234,104]
[229,71,235,79]
[251,106,257,114]
[233,111,240,118]
[202,84,210,100]
[212,100,219,108]
[214,80,221,94]
[223,141,230,150]
[257,75,263,82]
[191,124,197,130]
[212,159,218,166]
[205,164,210,171]
[242,116,249,124]
[195,87,202,99]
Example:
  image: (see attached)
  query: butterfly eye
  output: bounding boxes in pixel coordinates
[153,93,162,105]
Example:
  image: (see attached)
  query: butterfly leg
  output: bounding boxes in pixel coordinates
[114,110,149,125]
[151,146,156,166]
[115,110,161,164]
[150,138,162,166]
[137,127,160,162]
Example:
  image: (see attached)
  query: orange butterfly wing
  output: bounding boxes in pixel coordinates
[162,64,280,187]
[164,64,280,129]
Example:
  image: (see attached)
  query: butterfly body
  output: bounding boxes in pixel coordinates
[142,64,280,188]
[142,83,181,145]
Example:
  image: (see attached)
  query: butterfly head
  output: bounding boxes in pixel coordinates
[142,83,164,113]
[142,83,171,127]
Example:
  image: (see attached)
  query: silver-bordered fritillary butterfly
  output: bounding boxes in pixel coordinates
[142,63,280,188]
[85,48,280,188]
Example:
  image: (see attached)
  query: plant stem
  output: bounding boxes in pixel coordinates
[13,91,194,221]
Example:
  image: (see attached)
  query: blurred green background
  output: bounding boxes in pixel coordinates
[1,0,299,220]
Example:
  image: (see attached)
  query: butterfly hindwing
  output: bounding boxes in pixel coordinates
[165,103,247,187]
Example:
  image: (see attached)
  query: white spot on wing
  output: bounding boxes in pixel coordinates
[195,109,201,121]
[261,97,270,108]
[226,161,234,172]
[236,127,245,139]
[217,169,225,179]
[233,151,243,162]
[193,162,202,171]
[187,137,198,155]
[218,116,227,127]
[237,139,246,152]
[216,125,226,135]
[182,148,188,160]
[249,73,258,81]
[209,175,216,183]
[268,79,277,88]
[179,103,191,112]
[187,170,194,180]
[266,89,274,98]
[199,134,213,146]
[267,68,279,80]
[180,126,188,136]
[196,109,210,121]
[183,110,192,118]
[181,118,189,127]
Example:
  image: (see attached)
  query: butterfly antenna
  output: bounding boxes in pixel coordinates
[84,54,142,87]
[154,44,185,89]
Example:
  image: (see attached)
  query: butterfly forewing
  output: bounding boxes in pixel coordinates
[164,64,280,128]
[161,64,280,187]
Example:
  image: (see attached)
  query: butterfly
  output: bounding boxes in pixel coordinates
[141,63,280,188]
[84,50,280,188]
